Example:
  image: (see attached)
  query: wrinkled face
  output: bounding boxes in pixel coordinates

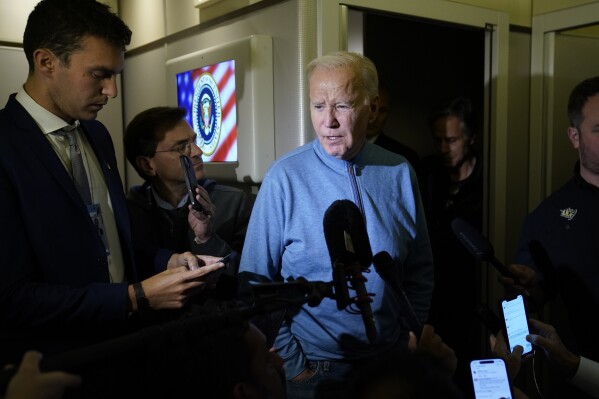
[570,94,599,185]
[150,120,204,184]
[46,36,124,122]
[245,324,286,399]
[309,66,375,160]
[432,115,474,168]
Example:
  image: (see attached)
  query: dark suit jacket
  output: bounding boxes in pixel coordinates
[0,94,138,364]
[373,132,420,172]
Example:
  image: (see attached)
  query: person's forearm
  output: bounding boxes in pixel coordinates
[569,356,599,397]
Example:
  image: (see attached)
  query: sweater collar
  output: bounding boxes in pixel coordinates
[312,138,366,172]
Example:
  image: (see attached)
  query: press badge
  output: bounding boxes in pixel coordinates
[88,203,111,256]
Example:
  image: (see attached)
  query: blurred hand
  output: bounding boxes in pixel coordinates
[4,351,81,399]
[168,251,222,271]
[188,186,215,243]
[490,329,522,383]
[498,264,545,312]
[527,319,580,379]
[141,260,225,309]
[290,367,316,382]
[408,324,457,375]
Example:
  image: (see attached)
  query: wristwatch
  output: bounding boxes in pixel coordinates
[133,282,150,311]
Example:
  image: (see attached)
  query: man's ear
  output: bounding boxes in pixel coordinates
[468,133,477,146]
[567,127,580,149]
[33,48,57,76]
[369,95,380,124]
[136,156,156,177]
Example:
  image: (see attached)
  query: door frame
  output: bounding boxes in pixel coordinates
[529,2,599,208]
[314,0,510,302]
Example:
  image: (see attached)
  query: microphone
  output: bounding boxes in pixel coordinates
[323,199,377,343]
[450,217,516,279]
[372,251,423,337]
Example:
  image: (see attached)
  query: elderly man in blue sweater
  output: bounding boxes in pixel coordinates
[238,51,435,399]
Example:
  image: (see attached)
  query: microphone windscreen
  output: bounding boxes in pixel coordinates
[323,199,372,267]
[450,217,493,261]
[373,251,394,273]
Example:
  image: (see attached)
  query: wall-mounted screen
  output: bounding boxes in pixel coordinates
[166,35,274,183]
[175,59,237,163]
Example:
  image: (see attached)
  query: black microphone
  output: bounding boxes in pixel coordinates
[450,217,516,279]
[372,251,423,337]
[323,199,377,343]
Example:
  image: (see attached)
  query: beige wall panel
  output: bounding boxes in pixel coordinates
[450,0,531,26]
[119,0,165,49]
[533,0,598,15]
[0,0,42,42]
[165,0,199,35]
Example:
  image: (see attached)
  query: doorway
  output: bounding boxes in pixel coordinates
[349,8,492,395]
[363,11,486,160]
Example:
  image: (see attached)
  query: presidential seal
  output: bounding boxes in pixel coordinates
[192,72,222,156]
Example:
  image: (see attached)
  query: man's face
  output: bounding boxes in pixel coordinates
[309,66,375,160]
[570,93,599,185]
[150,120,204,186]
[46,36,124,122]
[431,115,474,168]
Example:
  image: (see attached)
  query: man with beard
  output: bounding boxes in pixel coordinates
[500,76,599,398]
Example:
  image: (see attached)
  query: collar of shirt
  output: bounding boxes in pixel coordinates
[151,186,189,210]
[15,87,78,134]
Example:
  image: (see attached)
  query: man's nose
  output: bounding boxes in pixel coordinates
[190,140,203,157]
[102,75,118,98]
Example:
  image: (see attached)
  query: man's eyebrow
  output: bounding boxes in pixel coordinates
[91,66,121,75]
[176,134,197,144]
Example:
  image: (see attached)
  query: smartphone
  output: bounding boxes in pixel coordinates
[500,294,533,356]
[179,155,203,212]
[470,358,513,399]
[218,252,234,266]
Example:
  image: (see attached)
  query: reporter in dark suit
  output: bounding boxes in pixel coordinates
[0,0,224,369]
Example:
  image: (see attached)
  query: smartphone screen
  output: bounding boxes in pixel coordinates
[179,155,203,212]
[470,358,513,399]
[501,294,533,356]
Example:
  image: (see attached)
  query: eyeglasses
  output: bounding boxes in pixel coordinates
[154,139,194,156]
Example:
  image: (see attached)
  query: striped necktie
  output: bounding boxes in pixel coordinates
[53,125,92,205]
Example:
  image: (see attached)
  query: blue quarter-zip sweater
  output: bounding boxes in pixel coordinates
[239,139,434,380]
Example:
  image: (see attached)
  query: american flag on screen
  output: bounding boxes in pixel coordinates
[176,59,237,162]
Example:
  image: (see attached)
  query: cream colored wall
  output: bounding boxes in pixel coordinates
[0,0,38,42]
[0,0,119,42]
[119,0,199,48]
[0,0,596,45]
[532,0,598,14]
[450,0,532,26]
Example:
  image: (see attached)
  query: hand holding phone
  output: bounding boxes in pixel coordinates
[500,294,533,357]
[218,252,234,266]
[470,358,513,399]
[180,155,204,212]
